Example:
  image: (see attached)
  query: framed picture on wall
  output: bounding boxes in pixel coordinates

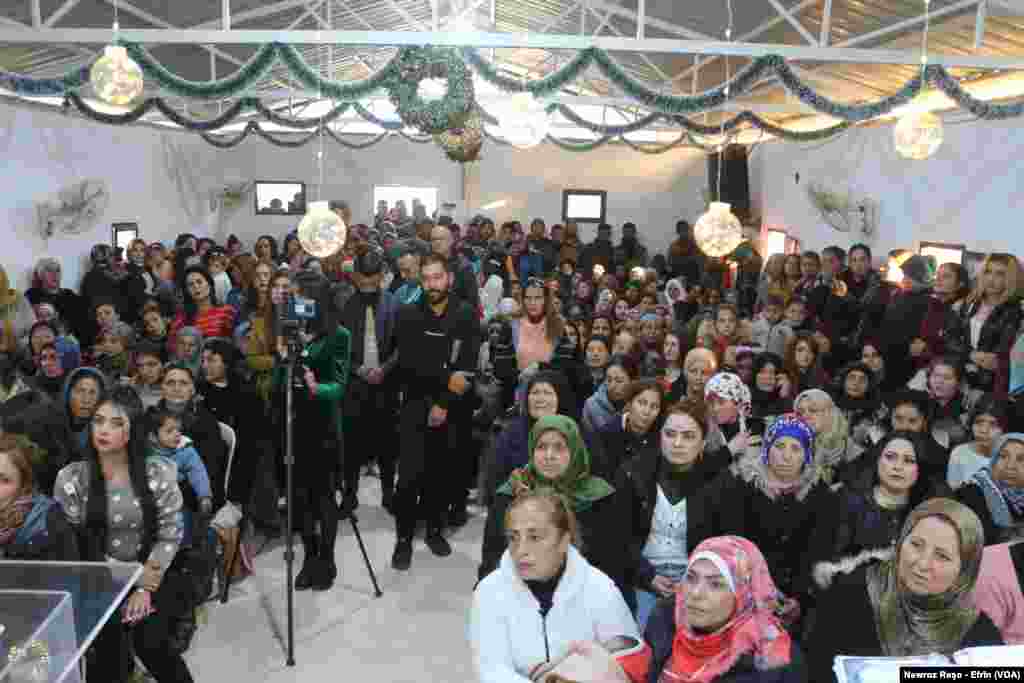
[562,189,607,224]
[112,222,138,251]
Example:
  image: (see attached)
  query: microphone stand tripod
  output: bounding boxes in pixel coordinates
[282,333,301,667]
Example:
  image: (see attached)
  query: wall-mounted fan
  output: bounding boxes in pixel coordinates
[37,179,110,239]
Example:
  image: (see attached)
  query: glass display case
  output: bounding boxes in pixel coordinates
[0,562,142,683]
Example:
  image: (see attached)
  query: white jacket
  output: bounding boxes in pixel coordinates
[469,545,641,683]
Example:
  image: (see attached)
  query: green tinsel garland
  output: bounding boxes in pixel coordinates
[387,46,475,134]
[8,41,1024,127]
[124,43,278,99]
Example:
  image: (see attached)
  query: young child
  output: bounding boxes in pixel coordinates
[140,301,169,346]
[783,295,813,334]
[750,294,793,357]
[947,394,1007,489]
[148,408,213,533]
[91,322,133,383]
[131,341,165,408]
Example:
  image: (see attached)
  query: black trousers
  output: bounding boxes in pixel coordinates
[445,399,476,511]
[394,397,455,540]
[291,397,338,548]
[342,378,399,497]
[86,568,195,683]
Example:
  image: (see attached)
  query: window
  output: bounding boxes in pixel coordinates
[255,181,306,216]
[374,186,438,222]
[112,222,138,250]
[919,241,964,267]
[562,189,607,224]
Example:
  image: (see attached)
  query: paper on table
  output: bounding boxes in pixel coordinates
[833,655,947,683]
[953,645,1024,666]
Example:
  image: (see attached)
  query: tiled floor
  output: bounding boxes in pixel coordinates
[185,477,484,682]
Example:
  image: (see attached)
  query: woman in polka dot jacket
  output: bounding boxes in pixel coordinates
[53,386,193,683]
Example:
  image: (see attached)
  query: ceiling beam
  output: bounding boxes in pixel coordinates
[190,0,327,30]
[837,0,982,49]
[672,0,818,83]
[44,0,82,28]
[382,0,427,31]
[820,0,833,46]
[222,0,230,30]
[29,0,42,29]
[976,0,987,48]
[765,0,818,46]
[584,0,715,41]
[1,26,1021,69]
[95,0,251,73]
[990,0,1024,12]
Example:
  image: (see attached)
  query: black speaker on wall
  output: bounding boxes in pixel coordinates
[707,145,750,223]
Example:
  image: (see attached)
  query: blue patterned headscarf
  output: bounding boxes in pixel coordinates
[970,433,1024,528]
[761,413,815,466]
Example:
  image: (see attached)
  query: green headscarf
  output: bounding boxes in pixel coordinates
[866,497,984,657]
[497,415,614,512]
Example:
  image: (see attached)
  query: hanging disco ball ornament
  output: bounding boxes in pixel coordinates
[894,110,943,160]
[297,201,347,258]
[498,92,551,149]
[693,202,743,257]
[90,45,144,106]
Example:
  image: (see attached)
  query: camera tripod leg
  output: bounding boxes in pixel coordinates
[347,514,384,598]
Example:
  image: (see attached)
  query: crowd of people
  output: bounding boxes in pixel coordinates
[1,196,1024,682]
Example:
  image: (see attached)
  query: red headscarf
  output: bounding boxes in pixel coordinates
[661,536,792,683]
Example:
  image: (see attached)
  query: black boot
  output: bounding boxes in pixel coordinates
[295,535,319,590]
[391,537,413,571]
[425,527,452,557]
[314,532,337,590]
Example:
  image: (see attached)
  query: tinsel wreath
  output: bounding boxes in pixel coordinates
[388,46,475,134]
[435,112,483,162]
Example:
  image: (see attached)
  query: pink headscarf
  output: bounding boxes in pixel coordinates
[663,536,792,683]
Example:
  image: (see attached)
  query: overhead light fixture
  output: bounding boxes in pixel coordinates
[894,108,943,160]
[90,0,143,106]
[90,45,144,106]
[298,201,347,258]
[297,35,346,259]
[694,202,743,257]
[497,92,551,149]
[480,199,508,211]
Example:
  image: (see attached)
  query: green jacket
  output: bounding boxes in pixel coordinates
[273,325,351,437]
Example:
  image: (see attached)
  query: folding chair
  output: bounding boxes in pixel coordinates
[216,422,243,604]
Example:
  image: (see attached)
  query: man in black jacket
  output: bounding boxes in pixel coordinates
[391,254,480,571]
[430,225,479,312]
[579,223,615,277]
[338,251,400,515]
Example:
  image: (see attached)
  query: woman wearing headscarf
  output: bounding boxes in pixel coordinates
[610,404,732,628]
[807,498,1002,681]
[958,433,1024,545]
[645,535,807,683]
[479,415,617,588]
[715,414,837,617]
[62,366,107,456]
[488,370,578,500]
[704,372,754,460]
[793,389,863,488]
[910,355,971,450]
[814,431,947,574]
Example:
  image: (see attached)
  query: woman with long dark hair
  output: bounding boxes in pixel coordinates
[53,387,193,682]
[167,265,235,354]
[271,274,351,591]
